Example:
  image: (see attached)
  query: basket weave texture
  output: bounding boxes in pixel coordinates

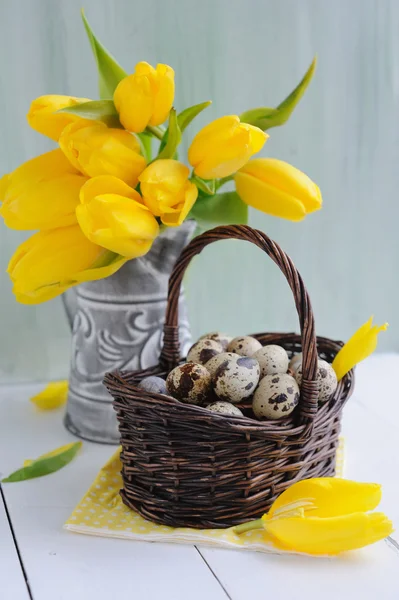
[104,225,354,529]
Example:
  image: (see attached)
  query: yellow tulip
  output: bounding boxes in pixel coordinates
[0,149,87,230]
[27,95,91,141]
[114,61,175,133]
[59,120,146,188]
[8,225,128,304]
[234,478,393,555]
[76,176,159,258]
[332,317,388,381]
[188,115,268,179]
[139,159,198,226]
[30,381,69,410]
[235,158,322,221]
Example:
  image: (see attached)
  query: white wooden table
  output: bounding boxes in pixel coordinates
[1,354,399,600]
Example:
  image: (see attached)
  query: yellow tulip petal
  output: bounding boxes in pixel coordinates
[150,64,175,126]
[30,381,69,411]
[27,95,91,141]
[268,478,383,519]
[139,159,196,225]
[161,182,198,226]
[246,124,269,153]
[188,115,267,179]
[238,158,322,213]
[59,120,146,187]
[0,149,86,229]
[332,317,388,381]
[76,194,159,258]
[79,175,140,204]
[8,225,129,304]
[235,171,306,221]
[266,512,393,555]
[188,115,241,165]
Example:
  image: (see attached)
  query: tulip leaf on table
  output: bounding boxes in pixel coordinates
[2,442,82,483]
[156,108,181,160]
[81,9,127,99]
[240,56,317,131]
[189,191,248,232]
[30,380,68,410]
[58,100,121,128]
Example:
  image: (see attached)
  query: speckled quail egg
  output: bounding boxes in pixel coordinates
[295,359,337,404]
[252,345,289,377]
[206,401,243,417]
[166,363,211,405]
[205,352,240,376]
[213,355,260,404]
[138,376,168,395]
[187,338,223,365]
[227,336,262,357]
[253,373,300,420]
[198,332,233,350]
[288,353,303,374]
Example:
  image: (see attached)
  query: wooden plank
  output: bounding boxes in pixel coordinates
[199,357,399,599]
[0,487,31,599]
[0,383,228,600]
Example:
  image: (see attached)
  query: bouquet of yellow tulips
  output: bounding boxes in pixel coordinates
[0,10,322,305]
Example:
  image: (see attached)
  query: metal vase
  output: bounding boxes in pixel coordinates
[63,221,195,444]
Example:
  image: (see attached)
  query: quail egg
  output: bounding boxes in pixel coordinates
[205,352,239,376]
[206,401,243,417]
[138,376,168,395]
[288,353,303,374]
[213,355,260,403]
[252,345,289,377]
[252,373,299,420]
[187,338,223,365]
[166,363,211,405]
[295,359,337,403]
[198,332,232,350]
[227,336,262,357]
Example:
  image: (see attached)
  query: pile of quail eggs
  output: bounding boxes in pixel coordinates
[138,332,338,421]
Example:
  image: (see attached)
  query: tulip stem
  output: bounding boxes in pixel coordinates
[233,518,263,535]
[216,175,234,190]
[146,125,165,140]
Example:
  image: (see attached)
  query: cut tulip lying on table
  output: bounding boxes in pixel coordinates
[234,478,393,555]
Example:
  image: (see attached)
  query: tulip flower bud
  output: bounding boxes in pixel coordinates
[188,115,268,180]
[139,159,198,226]
[59,120,146,188]
[235,158,322,221]
[27,95,91,141]
[76,176,159,258]
[0,149,87,230]
[8,225,127,304]
[114,62,175,133]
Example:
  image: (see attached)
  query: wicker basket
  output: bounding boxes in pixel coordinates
[104,225,354,529]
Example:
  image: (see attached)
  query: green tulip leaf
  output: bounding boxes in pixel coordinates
[81,9,127,100]
[137,132,153,162]
[156,108,181,160]
[189,191,248,232]
[58,100,121,127]
[191,175,216,196]
[2,442,82,483]
[177,101,212,132]
[240,56,317,131]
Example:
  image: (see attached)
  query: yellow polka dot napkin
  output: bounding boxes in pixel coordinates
[65,440,344,554]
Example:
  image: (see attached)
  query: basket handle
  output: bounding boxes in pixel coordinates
[160,224,319,425]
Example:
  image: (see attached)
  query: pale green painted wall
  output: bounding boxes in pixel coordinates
[0,0,397,383]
